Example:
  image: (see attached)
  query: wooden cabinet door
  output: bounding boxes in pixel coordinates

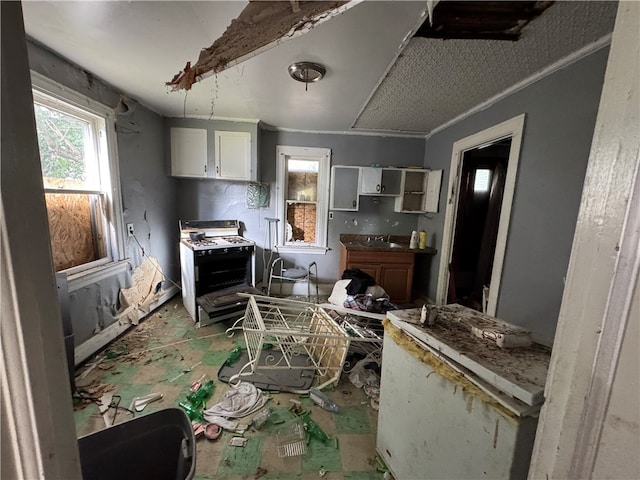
[380,264,414,304]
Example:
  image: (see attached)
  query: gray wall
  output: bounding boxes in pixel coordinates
[27,40,179,345]
[175,128,425,284]
[419,47,610,343]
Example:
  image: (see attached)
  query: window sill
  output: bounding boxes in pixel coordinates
[64,260,130,292]
[277,246,329,255]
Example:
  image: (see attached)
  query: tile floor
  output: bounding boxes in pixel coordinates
[73,296,385,480]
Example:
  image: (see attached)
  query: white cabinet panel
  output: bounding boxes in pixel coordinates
[330,165,359,211]
[214,130,252,181]
[170,127,208,178]
[359,167,402,195]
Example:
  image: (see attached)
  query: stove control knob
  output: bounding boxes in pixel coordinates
[223,248,228,254]
[208,250,213,255]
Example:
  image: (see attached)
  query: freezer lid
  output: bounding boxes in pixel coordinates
[386,307,550,408]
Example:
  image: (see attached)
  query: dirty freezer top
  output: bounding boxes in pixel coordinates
[386,307,551,407]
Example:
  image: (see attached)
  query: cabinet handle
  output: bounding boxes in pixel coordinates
[204,165,207,174]
[376,184,381,192]
[216,165,219,174]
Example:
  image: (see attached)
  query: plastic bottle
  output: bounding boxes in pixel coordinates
[186,380,215,409]
[301,414,330,443]
[419,230,427,249]
[409,231,418,249]
[179,401,204,422]
[224,346,242,367]
[309,387,339,413]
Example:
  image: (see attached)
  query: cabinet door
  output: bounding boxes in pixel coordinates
[380,169,402,195]
[380,264,414,304]
[331,166,359,210]
[170,127,208,178]
[359,167,383,194]
[346,263,383,285]
[214,130,251,180]
[424,169,443,213]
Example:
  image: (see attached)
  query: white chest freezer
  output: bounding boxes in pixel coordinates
[377,308,550,480]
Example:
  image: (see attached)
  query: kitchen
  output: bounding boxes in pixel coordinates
[2,1,639,479]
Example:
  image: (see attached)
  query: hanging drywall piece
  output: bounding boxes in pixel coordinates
[166,0,361,91]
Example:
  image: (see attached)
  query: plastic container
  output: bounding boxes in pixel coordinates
[409,231,419,249]
[78,407,196,480]
[419,230,427,249]
[309,387,339,413]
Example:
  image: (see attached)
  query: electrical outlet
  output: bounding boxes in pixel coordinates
[127,223,134,237]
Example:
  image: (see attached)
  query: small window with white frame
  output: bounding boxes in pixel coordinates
[31,73,124,274]
[276,145,330,254]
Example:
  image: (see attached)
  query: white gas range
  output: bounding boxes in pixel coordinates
[178,220,257,325]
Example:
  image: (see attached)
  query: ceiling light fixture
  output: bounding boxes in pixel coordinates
[288,62,326,91]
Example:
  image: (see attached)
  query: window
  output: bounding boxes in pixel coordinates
[474,168,491,193]
[31,73,124,274]
[276,145,330,254]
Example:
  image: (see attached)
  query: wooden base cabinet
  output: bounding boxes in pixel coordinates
[339,246,414,304]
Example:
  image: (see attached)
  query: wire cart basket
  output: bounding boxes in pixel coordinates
[227,295,352,391]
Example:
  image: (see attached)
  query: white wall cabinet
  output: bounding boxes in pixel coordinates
[359,167,402,195]
[330,166,441,213]
[214,130,252,181]
[330,165,360,211]
[394,168,443,213]
[170,127,208,178]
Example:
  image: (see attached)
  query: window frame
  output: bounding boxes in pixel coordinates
[31,71,126,277]
[275,145,330,254]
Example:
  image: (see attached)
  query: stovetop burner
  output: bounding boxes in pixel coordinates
[179,220,255,251]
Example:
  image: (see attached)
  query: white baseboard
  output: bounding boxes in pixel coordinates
[74,285,179,365]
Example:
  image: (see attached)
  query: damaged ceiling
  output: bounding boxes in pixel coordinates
[22,1,618,137]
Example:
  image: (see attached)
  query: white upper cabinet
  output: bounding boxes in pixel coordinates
[214,130,252,181]
[330,165,360,211]
[394,168,443,213]
[170,127,208,178]
[359,167,402,195]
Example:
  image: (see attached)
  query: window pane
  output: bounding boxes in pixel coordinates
[287,159,318,202]
[474,168,491,193]
[286,204,317,244]
[34,102,98,190]
[45,192,106,271]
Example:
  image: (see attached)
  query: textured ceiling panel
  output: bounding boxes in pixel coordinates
[354,1,618,135]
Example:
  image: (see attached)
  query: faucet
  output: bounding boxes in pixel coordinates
[370,235,390,243]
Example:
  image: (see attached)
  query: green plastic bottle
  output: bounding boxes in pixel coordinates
[179,401,204,422]
[186,380,215,409]
[224,346,242,367]
[301,414,329,443]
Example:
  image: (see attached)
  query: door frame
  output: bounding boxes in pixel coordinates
[435,114,525,315]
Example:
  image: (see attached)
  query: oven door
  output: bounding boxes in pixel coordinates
[194,248,253,296]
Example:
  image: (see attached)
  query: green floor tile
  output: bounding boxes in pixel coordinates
[217,436,264,476]
[262,474,303,480]
[301,436,342,473]
[202,349,234,366]
[187,336,215,351]
[334,406,372,434]
[344,471,384,480]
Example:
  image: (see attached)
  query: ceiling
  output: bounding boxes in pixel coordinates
[21,1,618,137]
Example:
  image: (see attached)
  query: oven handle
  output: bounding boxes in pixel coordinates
[195,266,199,282]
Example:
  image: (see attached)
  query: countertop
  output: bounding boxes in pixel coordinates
[339,234,437,254]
